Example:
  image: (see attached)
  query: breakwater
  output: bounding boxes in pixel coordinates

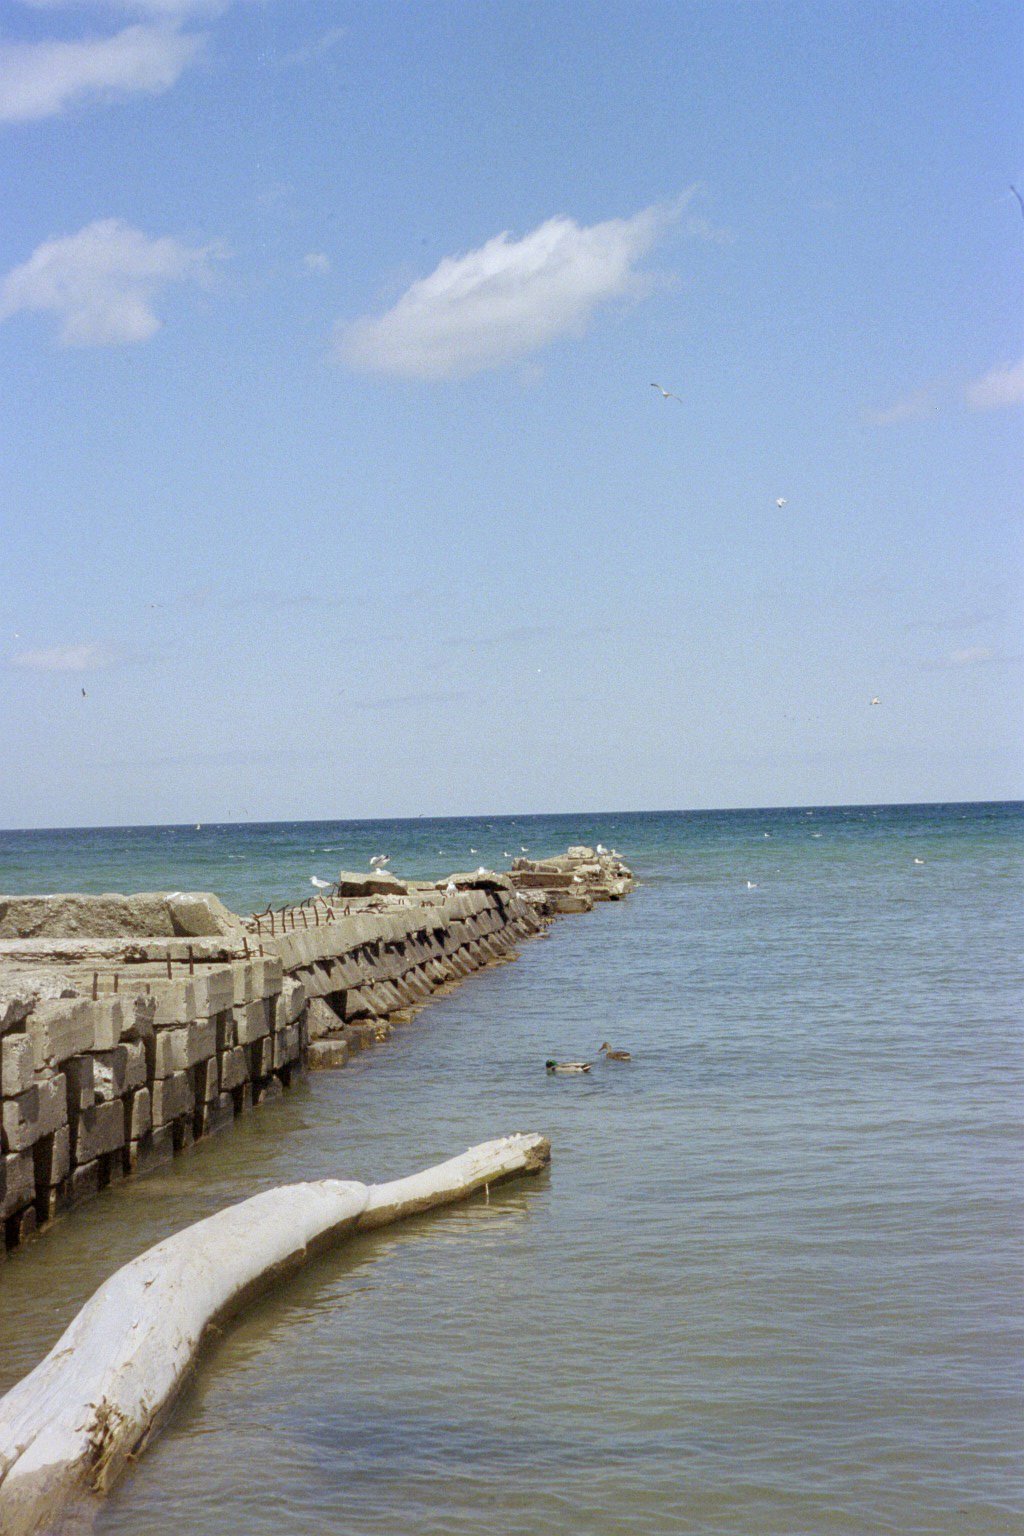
[0,847,632,1255]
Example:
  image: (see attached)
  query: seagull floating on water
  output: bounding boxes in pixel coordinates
[746,880,758,889]
[651,382,683,403]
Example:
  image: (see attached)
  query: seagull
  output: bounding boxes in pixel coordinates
[476,865,488,875]
[651,382,683,403]
[775,498,787,508]
[520,845,528,853]
[503,851,510,858]
[869,697,881,706]
[310,876,331,890]
[369,854,390,869]
[746,880,758,889]
[596,843,607,854]
[445,880,457,896]
[81,688,87,697]
[469,847,477,854]
[913,857,925,865]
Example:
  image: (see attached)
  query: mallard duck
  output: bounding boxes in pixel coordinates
[599,1042,631,1062]
[545,1059,591,1074]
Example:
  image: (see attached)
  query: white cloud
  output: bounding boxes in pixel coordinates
[965,356,1024,411]
[280,25,347,67]
[11,642,114,671]
[19,0,236,15]
[339,196,691,380]
[0,218,223,345]
[0,23,202,122]
[865,386,938,426]
[303,250,331,274]
[948,646,996,666]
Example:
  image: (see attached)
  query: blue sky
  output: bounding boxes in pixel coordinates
[0,0,1021,827]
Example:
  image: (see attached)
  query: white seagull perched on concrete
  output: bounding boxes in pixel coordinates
[651,382,683,403]
[476,865,488,876]
[369,854,390,869]
[445,880,457,896]
[310,876,331,890]
[596,843,607,854]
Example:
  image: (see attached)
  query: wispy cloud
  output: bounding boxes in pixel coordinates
[353,689,471,712]
[18,0,240,16]
[11,642,114,671]
[303,250,331,275]
[280,25,346,68]
[0,218,223,345]
[920,646,1021,671]
[965,356,1024,411]
[0,24,202,122]
[865,385,938,427]
[339,194,694,380]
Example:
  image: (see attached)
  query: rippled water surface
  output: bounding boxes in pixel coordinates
[1,804,1021,1534]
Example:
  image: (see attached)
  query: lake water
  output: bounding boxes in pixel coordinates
[1,803,1021,1534]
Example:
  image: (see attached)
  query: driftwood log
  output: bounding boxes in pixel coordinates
[0,1132,550,1536]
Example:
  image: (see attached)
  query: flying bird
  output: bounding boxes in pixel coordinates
[775,498,788,508]
[651,382,683,403]
[81,688,87,697]
[869,697,881,706]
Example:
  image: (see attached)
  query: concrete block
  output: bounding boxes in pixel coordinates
[1,1034,34,1097]
[151,978,198,1027]
[233,999,270,1046]
[201,1092,235,1136]
[280,976,306,1024]
[151,1071,193,1128]
[128,1086,151,1142]
[2,1074,67,1152]
[74,1100,125,1163]
[27,1000,94,1069]
[191,966,235,1018]
[153,1018,217,1077]
[7,1205,37,1246]
[272,1024,300,1070]
[126,1124,173,1175]
[307,996,343,1041]
[2,1150,36,1217]
[92,1042,145,1100]
[70,1159,100,1207]
[91,999,123,1050]
[36,1124,71,1188]
[122,992,157,1041]
[307,1038,350,1070]
[196,1056,219,1104]
[219,1046,249,1093]
[63,1054,95,1118]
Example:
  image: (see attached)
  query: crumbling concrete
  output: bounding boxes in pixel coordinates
[0,849,633,1254]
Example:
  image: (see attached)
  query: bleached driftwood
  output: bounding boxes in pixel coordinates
[0,1132,550,1536]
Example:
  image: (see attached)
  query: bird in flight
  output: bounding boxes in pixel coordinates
[650,382,683,403]
[869,697,881,706]
[775,498,788,509]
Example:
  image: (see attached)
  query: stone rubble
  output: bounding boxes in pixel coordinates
[0,847,632,1254]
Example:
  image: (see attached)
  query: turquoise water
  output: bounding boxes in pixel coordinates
[0,803,1021,1534]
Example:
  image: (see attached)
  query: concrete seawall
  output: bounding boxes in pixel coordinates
[0,847,632,1256]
